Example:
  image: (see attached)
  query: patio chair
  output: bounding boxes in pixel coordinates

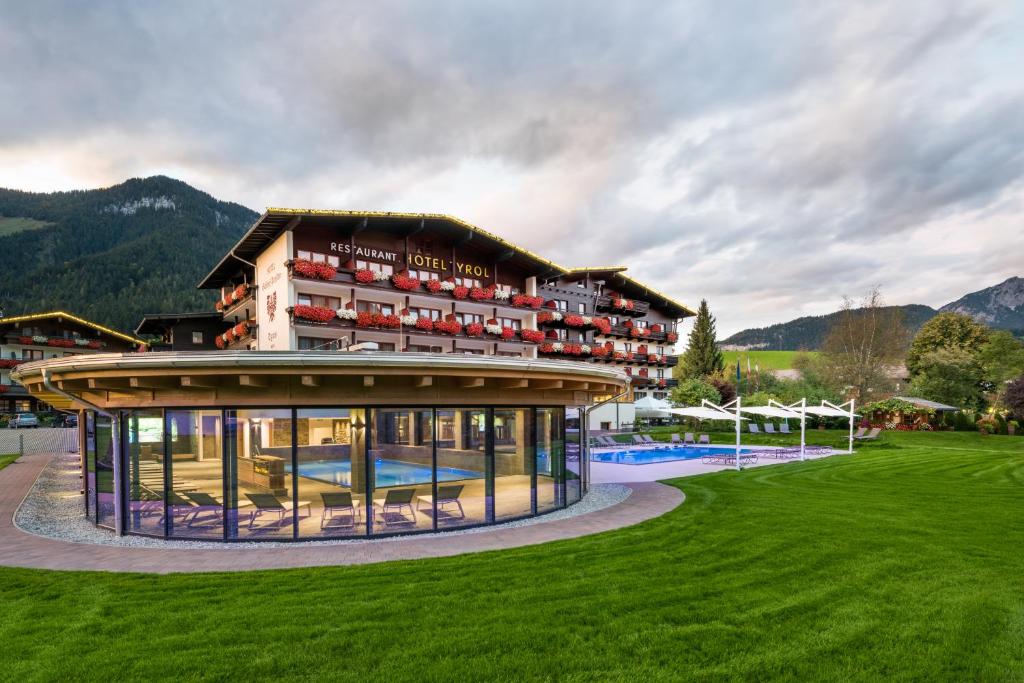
[683,432,696,445]
[373,488,418,526]
[670,433,683,445]
[854,427,882,441]
[698,433,710,444]
[748,423,760,434]
[779,422,791,434]
[851,427,867,439]
[764,423,776,434]
[632,434,646,445]
[245,493,312,529]
[599,435,620,447]
[417,484,466,521]
[184,491,225,527]
[320,492,360,529]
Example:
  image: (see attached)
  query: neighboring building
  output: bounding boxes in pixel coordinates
[135,313,224,351]
[0,311,145,413]
[197,210,694,429]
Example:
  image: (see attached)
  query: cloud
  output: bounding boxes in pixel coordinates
[0,0,1020,336]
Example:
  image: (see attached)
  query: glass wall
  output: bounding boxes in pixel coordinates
[95,415,115,529]
[166,410,224,539]
[296,408,366,537]
[435,409,488,528]
[84,411,96,519]
[102,405,574,540]
[566,408,582,505]
[228,409,295,539]
[494,408,533,521]
[125,409,165,536]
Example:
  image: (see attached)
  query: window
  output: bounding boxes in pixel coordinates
[635,392,647,400]
[408,269,441,282]
[411,307,442,321]
[192,331,204,345]
[496,283,520,296]
[408,344,443,353]
[495,350,522,357]
[375,342,397,351]
[296,250,340,267]
[455,312,484,325]
[624,343,632,352]
[298,336,341,351]
[555,300,568,311]
[657,346,664,355]
[297,249,311,260]
[356,301,394,315]
[497,317,521,330]
[609,316,619,326]
[454,276,482,289]
[298,408,364,537]
[456,348,485,355]
[553,329,568,340]
[355,260,394,276]
[656,369,664,379]
[577,302,586,314]
[298,293,342,309]
[22,349,43,361]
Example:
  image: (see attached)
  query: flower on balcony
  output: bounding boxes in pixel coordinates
[630,327,649,338]
[400,313,417,326]
[545,299,558,309]
[215,336,226,349]
[658,379,667,388]
[452,285,470,300]
[74,338,91,346]
[591,345,609,358]
[637,345,648,355]
[413,317,434,332]
[651,323,663,333]
[666,332,678,343]
[492,289,510,301]
[500,326,516,341]
[48,338,77,348]
[648,354,659,363]
[564,343,583,356]
[391,274,421,291]
[537,311,563,324]
[580,344,592,354]
[563,314,585,327]
[539,342,555,353]
[465,322,484,337]
[638,368,648,377]
[336,308,358,321]
[592,317,612,335]
[625,351,635,361]
[469,286,493,301]
[32,335,48,343]
[434,319,463,335]
[484,323,502,335]
[354,268,377,284]
[439,280,456,292]
[378,313,401,329]
[511,294,544,309]
[18,336,32,345]
[294,259,337,281]
[0,359,22,368]
[613,298,635,310]
[613,351,627,361]
[233,322,250,339]
[293,305,337,324]
[425,279,444,294]
[519,328,544,343]
[87,341,102,349]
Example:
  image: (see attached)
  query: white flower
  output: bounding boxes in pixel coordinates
[439,281,456,291]
[582,316,592,325]
[336,309,358,320]
[400,314,417,326]
[581,344,591,354]
[32,335,48,343]
[373,270,390,282]
[74,338,90,346]
[551,342,564,352]
[492,289,510,300]
[485,324,502,335]
[551,311,563,321]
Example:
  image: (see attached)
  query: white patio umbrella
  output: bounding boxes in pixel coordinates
[668,401,748,470]
[804,401,858,453]
[744,404,805,459]
[634,395,672,419]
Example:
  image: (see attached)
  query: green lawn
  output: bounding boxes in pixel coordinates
[721,349,816,371]
[0,453,19,471]
[1,432,1023,680]
[0,216,52,237]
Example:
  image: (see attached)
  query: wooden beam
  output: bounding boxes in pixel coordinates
[180,375,220,389]
[283,215,302,232]
[300,375,320,387]
[531,379,563,390]
[363,375,374,387]
[239,375,267,388]
[57,379,90,392]
[129,376,178,390]
[564,380,590,391]
[458,377,484,388]
[87,378,130,391]
[497,378,528,389]
[413,376,433,388]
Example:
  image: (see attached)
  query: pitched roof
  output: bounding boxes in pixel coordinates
[0,311,146,346]
[894,396,961,412]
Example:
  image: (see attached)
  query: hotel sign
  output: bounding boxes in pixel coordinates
[409,253,490,278]
[325,241,490,277]
[328,242,399,263]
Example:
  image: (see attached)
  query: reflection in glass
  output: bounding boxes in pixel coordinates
[566,408,582,504]
[434,409,487,528]
[126,409,165,535]
[536,408,565,513]
[370,409,434,534]
[296,408,366,537]
[494,408,533,520]
[166,410,224,539]
[95,415,115,529]
[84,411,96,519]
[229,409,297,539]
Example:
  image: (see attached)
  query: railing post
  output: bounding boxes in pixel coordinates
[19,432,24,458]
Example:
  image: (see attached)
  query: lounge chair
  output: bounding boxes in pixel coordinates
[128,485,163,517]
[599,435,619,447]
[764,423,776,434]
[631,434,647,446]
[373,488,418,526]
[320,492,360,529]
[854,427,882,441]
[162,490,196,526]
[245,493,312,529]
[698,434,711,444]
[748,423,760,434]
[417,484,466,521]
[183,491,225,527]
[683,432,696,445]
[851,427,867,439]
[779,422,791,434]
[670,433,683,445]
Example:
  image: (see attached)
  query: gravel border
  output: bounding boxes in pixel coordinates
[15,452,632,550]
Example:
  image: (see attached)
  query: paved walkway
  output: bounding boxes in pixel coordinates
[0,453,683,574]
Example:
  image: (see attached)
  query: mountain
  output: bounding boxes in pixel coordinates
[722,277,1024,350]
[939,277,1024,334]
[0,176,257,332]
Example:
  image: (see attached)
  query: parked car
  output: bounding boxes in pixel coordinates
[60,413,78,428]
[9,413,39,429]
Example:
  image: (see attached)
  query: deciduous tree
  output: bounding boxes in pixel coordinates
[906,312,989,377]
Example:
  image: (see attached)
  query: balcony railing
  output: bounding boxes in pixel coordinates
[595,295,649,317]
[288,308,537,346]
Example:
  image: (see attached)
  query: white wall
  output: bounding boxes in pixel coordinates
[255,232,294,351]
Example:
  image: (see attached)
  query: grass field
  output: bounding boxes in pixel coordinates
[0,453,19,471]
[1,431,1023,680]
[0,216,52,237]
[721,349,817,371]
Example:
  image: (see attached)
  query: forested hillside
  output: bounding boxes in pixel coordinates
[0,176,257,331]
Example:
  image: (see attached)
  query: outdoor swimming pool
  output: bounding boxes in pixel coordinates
[291,458,483,487]
[591,446,758,465]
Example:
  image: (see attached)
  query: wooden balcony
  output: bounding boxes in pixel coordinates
[595,295,649,317]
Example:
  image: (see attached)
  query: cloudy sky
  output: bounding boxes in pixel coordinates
[1,1,1021,336]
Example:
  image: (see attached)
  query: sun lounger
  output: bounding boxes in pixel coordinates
[373,488,418,526]
[779,423,791,434]
[764,423,776,434]
[805,445,832,454]
[683,432,696,445]
[417,484,466,521]
[701,451,758,465]
[698,434,710,444]
[245,493,312,529]
[748,423,760,434]
[670,433,683,445]
[320,492,360,529]
[182,491,226,527]
[851,427,867,439]
[599,436,619,447]
[632,435,647,446]
[854,427,881,441]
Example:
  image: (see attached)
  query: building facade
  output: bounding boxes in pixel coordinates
[198,210,692,429]
[0,311,144,413]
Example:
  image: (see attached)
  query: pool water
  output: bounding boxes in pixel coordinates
[291,458,483,487]
[591,446,757,465]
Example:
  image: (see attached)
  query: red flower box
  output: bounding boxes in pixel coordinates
[564,343,583,356]
[519,329,544,343]
[500,326,516,341]
[452,285,470,300]
[465,323,484,337]
[539,343,555,353]
[425,279,443,294]
[666,332,678,343]
[215,336,226,349]
[511,294,544,309]
[648,354,659,363]
[18,336,33,345]
[563,314,585,327]
[658,379,667,388]
[293,305,337,324]
[48,338,76,348]
[87,341,102,349]
[469,287,492,301]
[414,317,434,332]
[434,319,463,335]
[392,274,421,291]
[0,359,21,368]
[376,313,401,329]
[294,259,337,281]
[591,346,609,358]
[613,351,627,361]
[354,268,376,284]
[592,317,612,335]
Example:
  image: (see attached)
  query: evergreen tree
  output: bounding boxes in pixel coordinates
[679,299,724,379]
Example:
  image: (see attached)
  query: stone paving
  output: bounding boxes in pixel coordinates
[0,452,684,574]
